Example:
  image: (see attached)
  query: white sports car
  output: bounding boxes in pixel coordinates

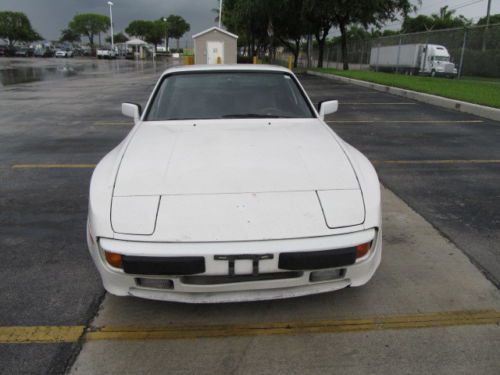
[87,65,382,303]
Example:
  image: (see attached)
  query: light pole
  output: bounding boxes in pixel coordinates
[108,1,114,49]
[163,17,167,52]
[219,0,223,28]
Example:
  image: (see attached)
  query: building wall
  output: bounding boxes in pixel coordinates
[194,30,237,64]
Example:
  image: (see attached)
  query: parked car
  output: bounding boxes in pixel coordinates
[14,47,34,57]
[34,47,55,57]
[55,49,73,58]
[96,48,117,59]
[87,65,382,303]
[0,45,16,57]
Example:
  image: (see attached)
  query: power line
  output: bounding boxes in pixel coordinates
[383,0,486,29]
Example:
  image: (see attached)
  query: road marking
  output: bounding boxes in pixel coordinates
[374,160,500,165]
[11,159,500,170]
[327,120,483,124]
[0,326,85,344]
[1,310,498,344]
[11,164,96,169]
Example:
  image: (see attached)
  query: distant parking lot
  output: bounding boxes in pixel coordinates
[0,58,499,374]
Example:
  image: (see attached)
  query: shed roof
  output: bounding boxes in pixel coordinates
[192,27,238,40]
[126,38,147,46]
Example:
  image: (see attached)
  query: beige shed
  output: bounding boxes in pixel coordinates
[192,27,238,65]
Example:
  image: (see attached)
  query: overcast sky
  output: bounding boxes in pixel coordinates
[0,0,499,42]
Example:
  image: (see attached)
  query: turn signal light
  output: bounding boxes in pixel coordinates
[355,242,372,259]
[105,251,123,269]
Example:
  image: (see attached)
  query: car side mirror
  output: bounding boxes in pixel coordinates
[318,100,338,120]
[122,103,142,124]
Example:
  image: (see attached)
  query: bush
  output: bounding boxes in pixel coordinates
[237,55,253,63]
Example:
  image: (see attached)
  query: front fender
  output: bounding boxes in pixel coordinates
[88,145,124,239]
[342,142,381,230]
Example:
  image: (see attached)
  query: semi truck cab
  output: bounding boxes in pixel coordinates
[421,45,457,77]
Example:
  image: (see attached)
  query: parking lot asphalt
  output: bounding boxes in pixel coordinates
[301,74,500,287]
[0,57,173,374]
[0,59,499,374]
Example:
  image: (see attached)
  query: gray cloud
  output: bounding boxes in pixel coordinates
[0,0,219,43]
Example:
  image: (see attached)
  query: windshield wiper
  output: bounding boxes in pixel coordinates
[222,114,288,118]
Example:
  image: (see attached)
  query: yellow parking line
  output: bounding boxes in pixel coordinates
[11,159,500,170]
[11,164,96,169]
[1,310,498,344]
[85,310,500,341]
[327,120,483,124]
[0,326,85,344]
[374,160,500,165]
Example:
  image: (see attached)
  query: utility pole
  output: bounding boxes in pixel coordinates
[219,0,223,28]
[163,17,167,51]
[486,0,492,27]
[482,0,492,51]
[108,1,114,49]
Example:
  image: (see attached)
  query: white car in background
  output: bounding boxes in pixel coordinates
[87,65,382,303]
[97,48,117,59]
[55,49,73,58]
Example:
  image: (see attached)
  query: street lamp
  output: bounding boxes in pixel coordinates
[163,17,167,52]
[108,1,114,50]
[219,0,223,28]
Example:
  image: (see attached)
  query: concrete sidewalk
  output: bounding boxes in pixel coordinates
[69,187,500,374]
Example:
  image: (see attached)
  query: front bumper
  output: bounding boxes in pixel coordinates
[88,228,382,303]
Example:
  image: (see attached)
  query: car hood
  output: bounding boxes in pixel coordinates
[113,118,359,197]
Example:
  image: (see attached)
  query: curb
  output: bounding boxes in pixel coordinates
[307,70,500,123]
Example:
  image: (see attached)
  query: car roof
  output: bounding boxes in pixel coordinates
[161,64,291,77]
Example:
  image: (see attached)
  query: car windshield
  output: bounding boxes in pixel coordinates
[145,72,315,121]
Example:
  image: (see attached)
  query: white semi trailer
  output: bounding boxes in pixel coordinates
[369,44,457,77]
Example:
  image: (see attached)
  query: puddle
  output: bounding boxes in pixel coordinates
[0,64,91,86]
[0,59,177,86]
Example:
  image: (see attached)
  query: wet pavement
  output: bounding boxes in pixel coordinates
[0,57,172,86]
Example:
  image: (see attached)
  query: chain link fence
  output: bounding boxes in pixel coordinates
[281,23,500,78]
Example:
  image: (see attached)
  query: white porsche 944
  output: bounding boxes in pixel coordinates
[87,65,382,303]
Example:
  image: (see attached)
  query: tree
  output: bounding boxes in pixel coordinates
[401,14,434,32]
[166,15,190,50]
[68,13,109,46]
[223,0,278,59]
[105,32,128,44]
[0,11,42,47]
[271,0,307,67]
[212,5,220,25]
[331,0,414,70]
[402,6,471,33]
[145,20,165,51]
[430,6,471,29]
[125,20,151,40]
[59,28,80,43]
[302,0,336,68]
[126,20,165,51]
[477,14,500,26]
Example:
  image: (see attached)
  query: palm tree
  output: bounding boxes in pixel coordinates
[212,7,220,25]
[431,6,455,22]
